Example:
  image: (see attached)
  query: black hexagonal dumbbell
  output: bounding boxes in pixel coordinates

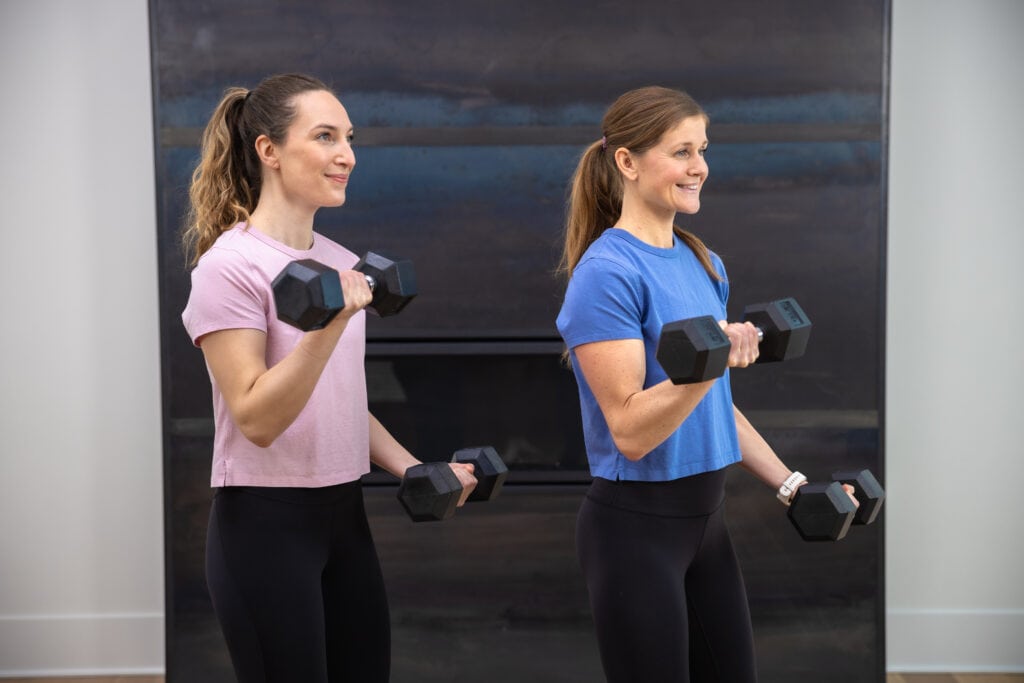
[452,446,508,502]
[740,297,812,363]
[397,446,508,522]
[397,462,464,522]
[272,251,418,331]
[656,297,812,385]
[787,481,858,542]
[655,315,732,385]
[832,469,886,526]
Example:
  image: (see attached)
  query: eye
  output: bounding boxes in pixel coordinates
[346,132,355,144]
[316,131,333,143]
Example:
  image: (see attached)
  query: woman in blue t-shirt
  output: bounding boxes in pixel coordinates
[556,86,856,682]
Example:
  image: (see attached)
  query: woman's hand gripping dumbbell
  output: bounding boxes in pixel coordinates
[272,251,418,331]
[782,469,886,542]
[397,447,509,523]
[655,297,812,384]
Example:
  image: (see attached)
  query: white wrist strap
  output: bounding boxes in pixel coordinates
[777,471,807,506]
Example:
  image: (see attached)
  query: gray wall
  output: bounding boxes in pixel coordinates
[885,0,1024,671]
[0,0,163,674]
[0,0,1020,675]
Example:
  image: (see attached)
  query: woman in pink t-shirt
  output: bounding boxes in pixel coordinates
[181,73,476,683]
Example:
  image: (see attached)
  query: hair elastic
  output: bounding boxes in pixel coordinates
[601,135,607,150]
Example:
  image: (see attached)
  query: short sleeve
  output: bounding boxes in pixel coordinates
[556,257,645,350]
[181,247,269,346]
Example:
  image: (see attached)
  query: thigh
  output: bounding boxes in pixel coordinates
[685,506,758,683]
[206,488,333,683]
[322,484,391,683]
[577,496,704,683]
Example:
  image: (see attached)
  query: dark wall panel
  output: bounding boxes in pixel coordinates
[153,0,889,680]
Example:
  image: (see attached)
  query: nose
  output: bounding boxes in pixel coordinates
[690,154,707,177]
[336,141,355,169]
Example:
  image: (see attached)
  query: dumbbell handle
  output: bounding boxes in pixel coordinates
[362,273,378,291]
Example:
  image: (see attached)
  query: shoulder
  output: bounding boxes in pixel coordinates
[310,231,360,270]
[575,232,643,279]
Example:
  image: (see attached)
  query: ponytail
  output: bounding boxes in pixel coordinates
[183,89,257,268]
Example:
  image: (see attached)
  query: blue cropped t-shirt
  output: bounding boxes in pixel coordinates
[556,228,741,481]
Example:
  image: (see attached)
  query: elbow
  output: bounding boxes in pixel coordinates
[608,424,649,462]
[617,442,649,462]
[235,416,281,449]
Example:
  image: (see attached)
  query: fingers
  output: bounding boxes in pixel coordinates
[337,270,373,317]
[449,463,478,506]
[719,320,760,368]
[842,483,860,508]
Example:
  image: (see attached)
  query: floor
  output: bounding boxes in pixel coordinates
[5,675,1024,682]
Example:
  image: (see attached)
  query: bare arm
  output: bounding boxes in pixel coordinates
[733,405,792,489]
[368,413,477,505]
[573,318,760,460]
[573,338,714,460]
[734,406,858,505]
[199,269,372,447]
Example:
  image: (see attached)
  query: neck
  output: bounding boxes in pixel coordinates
[614,216,676,249]
[248,204,316,250]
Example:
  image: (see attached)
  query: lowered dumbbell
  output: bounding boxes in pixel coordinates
[656,297,812,385]
[452,446,508,502]
[787,480,858,542]
[397,446,508,522]
[832,469,886,526]
[272,251,417,331]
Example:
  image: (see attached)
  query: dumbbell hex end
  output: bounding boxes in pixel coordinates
[397,463,462,522]
[453,446,508,502]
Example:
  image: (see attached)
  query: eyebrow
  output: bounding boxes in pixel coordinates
[310,124,354,134]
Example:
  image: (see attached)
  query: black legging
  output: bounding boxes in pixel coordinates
[206,480,391,683]
[577,468,757,683]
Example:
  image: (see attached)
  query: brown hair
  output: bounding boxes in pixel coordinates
[558,86,720,281]
[182,73,332,267]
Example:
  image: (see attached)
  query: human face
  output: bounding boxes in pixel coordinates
[631,115,708,217]
[273,90,355,211]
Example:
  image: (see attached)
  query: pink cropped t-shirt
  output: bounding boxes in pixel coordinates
[182,223,370,488]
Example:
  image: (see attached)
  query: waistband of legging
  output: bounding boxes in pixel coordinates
[215,479,361,505]
[585,467,728,517]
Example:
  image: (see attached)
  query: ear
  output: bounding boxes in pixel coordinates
[253,134,280,170]
[614,147,638,182]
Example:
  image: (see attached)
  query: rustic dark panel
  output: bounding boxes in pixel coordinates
[153,0,889,679]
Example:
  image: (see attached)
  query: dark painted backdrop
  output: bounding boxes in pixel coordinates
[152,1,889,680]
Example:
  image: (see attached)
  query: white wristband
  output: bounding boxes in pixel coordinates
[777,471,807,506]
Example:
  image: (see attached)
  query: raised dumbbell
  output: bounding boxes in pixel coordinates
[740,297,812,363]
[655,297,812,385]
[452,446,508,502]
[272,251,417,331]
[832,469,885,526]
[397,446,508,522]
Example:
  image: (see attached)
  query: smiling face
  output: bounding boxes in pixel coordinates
[271,89,356,212]
[624,114,709,219]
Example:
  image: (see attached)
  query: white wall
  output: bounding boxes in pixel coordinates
[0,0,1022,676]
[886,0,1024,672]
[0,0,164,675]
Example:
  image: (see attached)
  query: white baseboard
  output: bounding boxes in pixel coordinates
[887,608,1024,672]
[0,612,164,677]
